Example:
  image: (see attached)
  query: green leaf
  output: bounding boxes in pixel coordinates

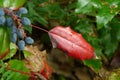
[0,0,26,9]
[110,18,120,41]
[27,2,48,26]
[0,26,10,59]
[0,61,5,74]
[23,25,32,34]
[2,70,11,79]
[3,43,17,60]
[96,0,120,29]
[87,37,102,57]
[6,59,30,80]
[99,26,119,58]
[75,0,120,29]
[96,7,118,29]
[23,50,32,59]
[75,0,91,13]
[68,2,77,10]
[75,0,101,14]
[8,59,29,72]
[84,59,102,73]
[74,19,94,34]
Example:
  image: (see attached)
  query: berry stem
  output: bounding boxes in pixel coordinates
[3,8,26,37]
[30,25,49,33]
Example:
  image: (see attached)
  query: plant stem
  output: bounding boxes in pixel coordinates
[30,25,49,33]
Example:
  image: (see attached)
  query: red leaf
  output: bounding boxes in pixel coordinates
[40,60,52,79]
[49,26,95,60]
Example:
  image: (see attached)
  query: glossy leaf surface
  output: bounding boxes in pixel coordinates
[84,59,101,72]
[0,26,10,59]
[49,26,95,60]
[0,0,26,9]
[7,59,30,80]
[75,0,120,29]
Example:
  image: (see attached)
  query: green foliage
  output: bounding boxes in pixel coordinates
[25,0,78,27]
[0,0,25,8]
[25,0,48,26]
[0,26,10,58]
[0,60,30,80]
[0,60,6,74]
[84,59,101,73]
[75,0,120,29]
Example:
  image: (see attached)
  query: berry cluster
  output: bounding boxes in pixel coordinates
[0,7,34,50]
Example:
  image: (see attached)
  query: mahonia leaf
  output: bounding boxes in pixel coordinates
[84,59,101,73]
[6,59,30,80]
[0,26,10,59]
[75,0,120,29]
[0,0,26,9]
[49,26,95,60]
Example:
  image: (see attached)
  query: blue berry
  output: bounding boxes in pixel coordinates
[25,37,34,44]
[21,17,31,26]
[10,25,17,33]
[6,17,14,27]
[17,40,25,50]
[11,33,17,43]
[0,16,6,25]
[17,28,24,39]
[19,7,28,14]
[0,8,5,16]
[15,12,21,17]
[15,7,28,17]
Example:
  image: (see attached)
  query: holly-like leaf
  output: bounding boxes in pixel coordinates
[75,0,120,29]
[84,59,101,73]
[0,26,10,59]
[96,3,119,29]
[49,26,95,60]
[75,0,101,15]
[0,0,26,9]
[7,59,30,80]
